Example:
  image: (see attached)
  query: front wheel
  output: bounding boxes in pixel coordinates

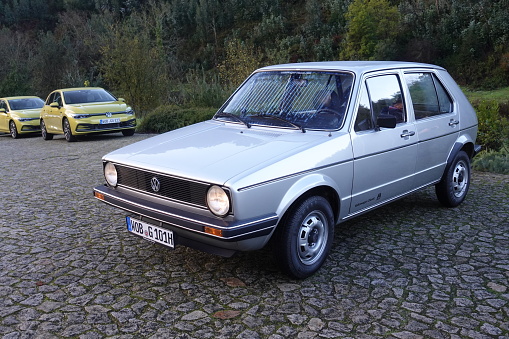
[122,129,135,136]
[63,118,77,142]
[273,196,334,279]
[435,150,471,207]
[9,121,19,139]
[41,120,53,140]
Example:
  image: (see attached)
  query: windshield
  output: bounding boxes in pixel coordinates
[215,71,353,130]
[9,98,44,110]
[63,89,117,104]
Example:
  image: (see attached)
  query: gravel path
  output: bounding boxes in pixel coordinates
[1,132,508,338]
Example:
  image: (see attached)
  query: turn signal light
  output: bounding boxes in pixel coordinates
[94,192,105,200]
[204,226,223,237]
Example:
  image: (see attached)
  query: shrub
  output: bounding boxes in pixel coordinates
[473,146,509,175]
[137,105,217,134]
[473,99,509,151]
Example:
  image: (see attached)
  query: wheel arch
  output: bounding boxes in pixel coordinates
[441,139,475,182]
[275,174,342,230]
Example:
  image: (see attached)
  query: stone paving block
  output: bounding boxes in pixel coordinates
[1,134,508,338]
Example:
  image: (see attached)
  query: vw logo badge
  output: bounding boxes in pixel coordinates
[150,177,161,192]
[106,112,112,118]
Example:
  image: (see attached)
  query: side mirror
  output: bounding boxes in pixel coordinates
[118,98,125,102]
[376,114,397,129]
[0,108,5,113]
[50,102,60,108]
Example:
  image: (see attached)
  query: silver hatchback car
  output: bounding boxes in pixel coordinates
[94,61,480,278]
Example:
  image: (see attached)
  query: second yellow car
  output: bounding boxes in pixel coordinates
[40,87,136,142]
[0,96,44,138]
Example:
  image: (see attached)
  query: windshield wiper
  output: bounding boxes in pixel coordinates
[215,112,251,128]
[252,114,305,133]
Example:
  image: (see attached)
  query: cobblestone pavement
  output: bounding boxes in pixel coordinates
[1,132,508,339]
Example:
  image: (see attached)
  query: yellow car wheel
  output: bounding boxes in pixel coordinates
[41,120,53,140]
[63,118,77,142]
[9,121,19,139]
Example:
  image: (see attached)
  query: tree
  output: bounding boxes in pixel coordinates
[341,0,400,60]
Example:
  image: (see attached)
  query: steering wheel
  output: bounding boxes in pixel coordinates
[316,108,343,118]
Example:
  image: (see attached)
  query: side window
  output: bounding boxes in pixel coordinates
[354,74,405,131]
[404,73,453,119]
[367,74,405,123]
[54,93,62,106]
[0,100,6,111]
[354,83,373,132]
[434,75,453,113]
[46,93,55,105]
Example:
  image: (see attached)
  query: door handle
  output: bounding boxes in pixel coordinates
[449,119,459,126]
[400,130,415,138]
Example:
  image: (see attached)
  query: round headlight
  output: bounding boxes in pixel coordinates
[104,162,118,187]
[207,185,230,216]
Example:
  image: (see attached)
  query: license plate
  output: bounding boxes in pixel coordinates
[100,118,121,124]
[126,216,174,248]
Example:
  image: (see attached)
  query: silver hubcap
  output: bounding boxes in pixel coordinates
[10,122,16,137]
[297,210,328,265]
[452,160,468,198]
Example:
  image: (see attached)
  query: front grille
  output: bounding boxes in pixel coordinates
[116,165,209,208]
[76,119,136,131]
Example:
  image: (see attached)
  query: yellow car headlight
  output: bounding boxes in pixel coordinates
[206,185,230,217]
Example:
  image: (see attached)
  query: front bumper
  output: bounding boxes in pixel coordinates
[75,118,136,133]
[93,185,278,256]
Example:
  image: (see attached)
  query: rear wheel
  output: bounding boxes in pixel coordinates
[273,196,334,279]
[9,121,19,139]
[435,150,471,207]
[63,118,77,142]
[41,120,53,140]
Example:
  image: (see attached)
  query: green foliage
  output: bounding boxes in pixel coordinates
[137,105,216,133]
[473,100,509,151]
[170,70,233,108]
[218,38,261,87]
[473,146,509,175]
[341,0,400,60]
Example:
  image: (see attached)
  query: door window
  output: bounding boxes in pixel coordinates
[404,73,453,119]
[354,74,405,131]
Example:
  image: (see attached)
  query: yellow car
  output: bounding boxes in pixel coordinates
[0,96,44,138]
[40,87,136,142]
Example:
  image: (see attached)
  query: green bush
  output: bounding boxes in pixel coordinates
[137,105,217,134]
[473,146,509,175]
[473,99,509,151]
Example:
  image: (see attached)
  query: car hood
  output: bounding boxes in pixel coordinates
[105,121,334,185]
[66,101,129,114]
[11,108,42,118]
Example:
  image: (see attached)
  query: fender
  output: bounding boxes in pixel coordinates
[441,136,477,182]
[275,173,342,223]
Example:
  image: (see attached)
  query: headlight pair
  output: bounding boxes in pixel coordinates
[103,162,230,217]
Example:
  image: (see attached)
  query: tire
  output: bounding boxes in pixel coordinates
[41,120,53,140]
[63,118,77,142]
[9,121,19,139]
[435,150,471,207]
[273,196,334,279]
[122,129,135,136]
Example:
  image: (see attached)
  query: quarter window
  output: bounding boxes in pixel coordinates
[404,73,453,119]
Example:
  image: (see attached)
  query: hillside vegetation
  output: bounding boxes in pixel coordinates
[1,0,508,173]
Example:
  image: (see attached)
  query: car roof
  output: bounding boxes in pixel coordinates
[0,96,42,100]
[257,61,445,75]
[53,87,105,92]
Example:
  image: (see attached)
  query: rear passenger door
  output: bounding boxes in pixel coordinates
[349,73,417,216]
[403,72,459,187]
